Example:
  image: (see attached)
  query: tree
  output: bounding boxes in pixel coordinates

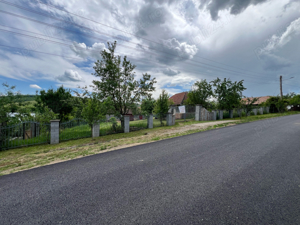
[92,41,156,126]
[154,90,171,125]
[141,97,156,116]
[241,97,259,116]
[74,86,113,130]
[265,95,290,113]
[211,78,246,111]
[290,94,300,107]
[0,83,31,126]
[35,86,73,121]
[185,79,213,108]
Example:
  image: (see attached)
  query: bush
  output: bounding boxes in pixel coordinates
[233,112,239,118]
[109,117,118,132]
[241,112,246,117]
[250,111,255,116]
[263,110,268,114]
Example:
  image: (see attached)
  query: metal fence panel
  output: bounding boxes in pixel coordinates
[59,119,91,141]
[0,121,50,150]
[99,118,123,136]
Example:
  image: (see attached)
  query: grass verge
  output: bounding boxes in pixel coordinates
[0,111,299,176]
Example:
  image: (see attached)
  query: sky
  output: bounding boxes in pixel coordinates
[0,0,299,98]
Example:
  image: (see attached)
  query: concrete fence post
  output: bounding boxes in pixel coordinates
[229,110,233,119]
[124,115,130,133]
[254,108,258,115]
[92,122,100,138]
[195,105,201,121]
[237,109,241,117]
[166,113,173,126]
[148,114,153,129]
[219,110,223,120]
[212,111,217,121]
[50,120,60,145]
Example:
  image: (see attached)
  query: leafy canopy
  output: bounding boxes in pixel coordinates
[241,97,259,116]
[0,83,32,125]
[141,97,156,116]
[185,79,213,108]
[154,90,171,125]
[35,86,73,122]
[92,41,156,118]
[211,78,246,110]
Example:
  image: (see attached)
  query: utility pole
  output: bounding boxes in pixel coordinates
[280,75,283,100]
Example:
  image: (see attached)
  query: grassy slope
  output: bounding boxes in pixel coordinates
[0,112,299,176]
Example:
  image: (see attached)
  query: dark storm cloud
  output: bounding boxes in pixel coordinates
[135,4,168,36]
[259,53,292,71]
[201,0,269,21]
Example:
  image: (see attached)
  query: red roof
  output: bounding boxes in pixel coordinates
[169,92,188,105]
[241,96,271,105]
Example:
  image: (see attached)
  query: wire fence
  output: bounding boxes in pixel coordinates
[129,114,148,132]
[59,118,91,141]
[153,113,167,127]
[99,117,123,136]
[0,121,50,150]
[174,105,195,121]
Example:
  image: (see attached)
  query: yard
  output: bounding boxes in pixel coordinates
[0,111,299,176]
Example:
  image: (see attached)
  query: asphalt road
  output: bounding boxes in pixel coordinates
[1,114,300,224]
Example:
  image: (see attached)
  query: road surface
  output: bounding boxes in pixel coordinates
[1,114,300,224]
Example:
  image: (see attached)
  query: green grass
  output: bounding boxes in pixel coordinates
[0,111,299,176]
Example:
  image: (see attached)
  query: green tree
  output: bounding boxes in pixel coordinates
[74,86,113,130]
[241,97,259,116]
[92,41,156,126]
[289,94,300,107]
[154,90,171,125]
[185,79,213,108]
[211,78,246,111]
[0,83,32,126]
[35,86,73,121]
[141,97,156,116]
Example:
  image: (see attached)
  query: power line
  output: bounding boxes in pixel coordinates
[0,10,275,81]
[0,0,271,78]
[0,44,82,60]
[0,26,276,82]
[33,0,273,77]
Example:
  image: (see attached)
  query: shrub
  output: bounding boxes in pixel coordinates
[250,111,255,116]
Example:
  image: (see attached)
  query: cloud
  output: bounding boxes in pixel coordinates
[71,42,106,60]
[202,0,269,21]
[263,17,300,51]
[259,52,292,71]
[30,84,42,89]
[56,70,82,82]
[154,38,198,64]
[162,68,181,76]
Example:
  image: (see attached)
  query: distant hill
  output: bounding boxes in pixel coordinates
[0,95,38,102]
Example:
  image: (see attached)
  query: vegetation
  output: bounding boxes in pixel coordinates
[35,86,73,121]
[241,97,259,116]
[211,78,246,111]
[185,79,213,108]
[154,90,171,125]
[1,111,299,176]
[92,41,156,124]
[141,97,156,116]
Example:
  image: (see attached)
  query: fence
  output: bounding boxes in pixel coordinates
[0,121,50,150]
[99,117,123,136]
[59,118,91,141]
[173,105,195,121]
[1,106,272,150]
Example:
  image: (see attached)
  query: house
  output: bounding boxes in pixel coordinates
[169,92,188,106]
[241,96,271,106]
